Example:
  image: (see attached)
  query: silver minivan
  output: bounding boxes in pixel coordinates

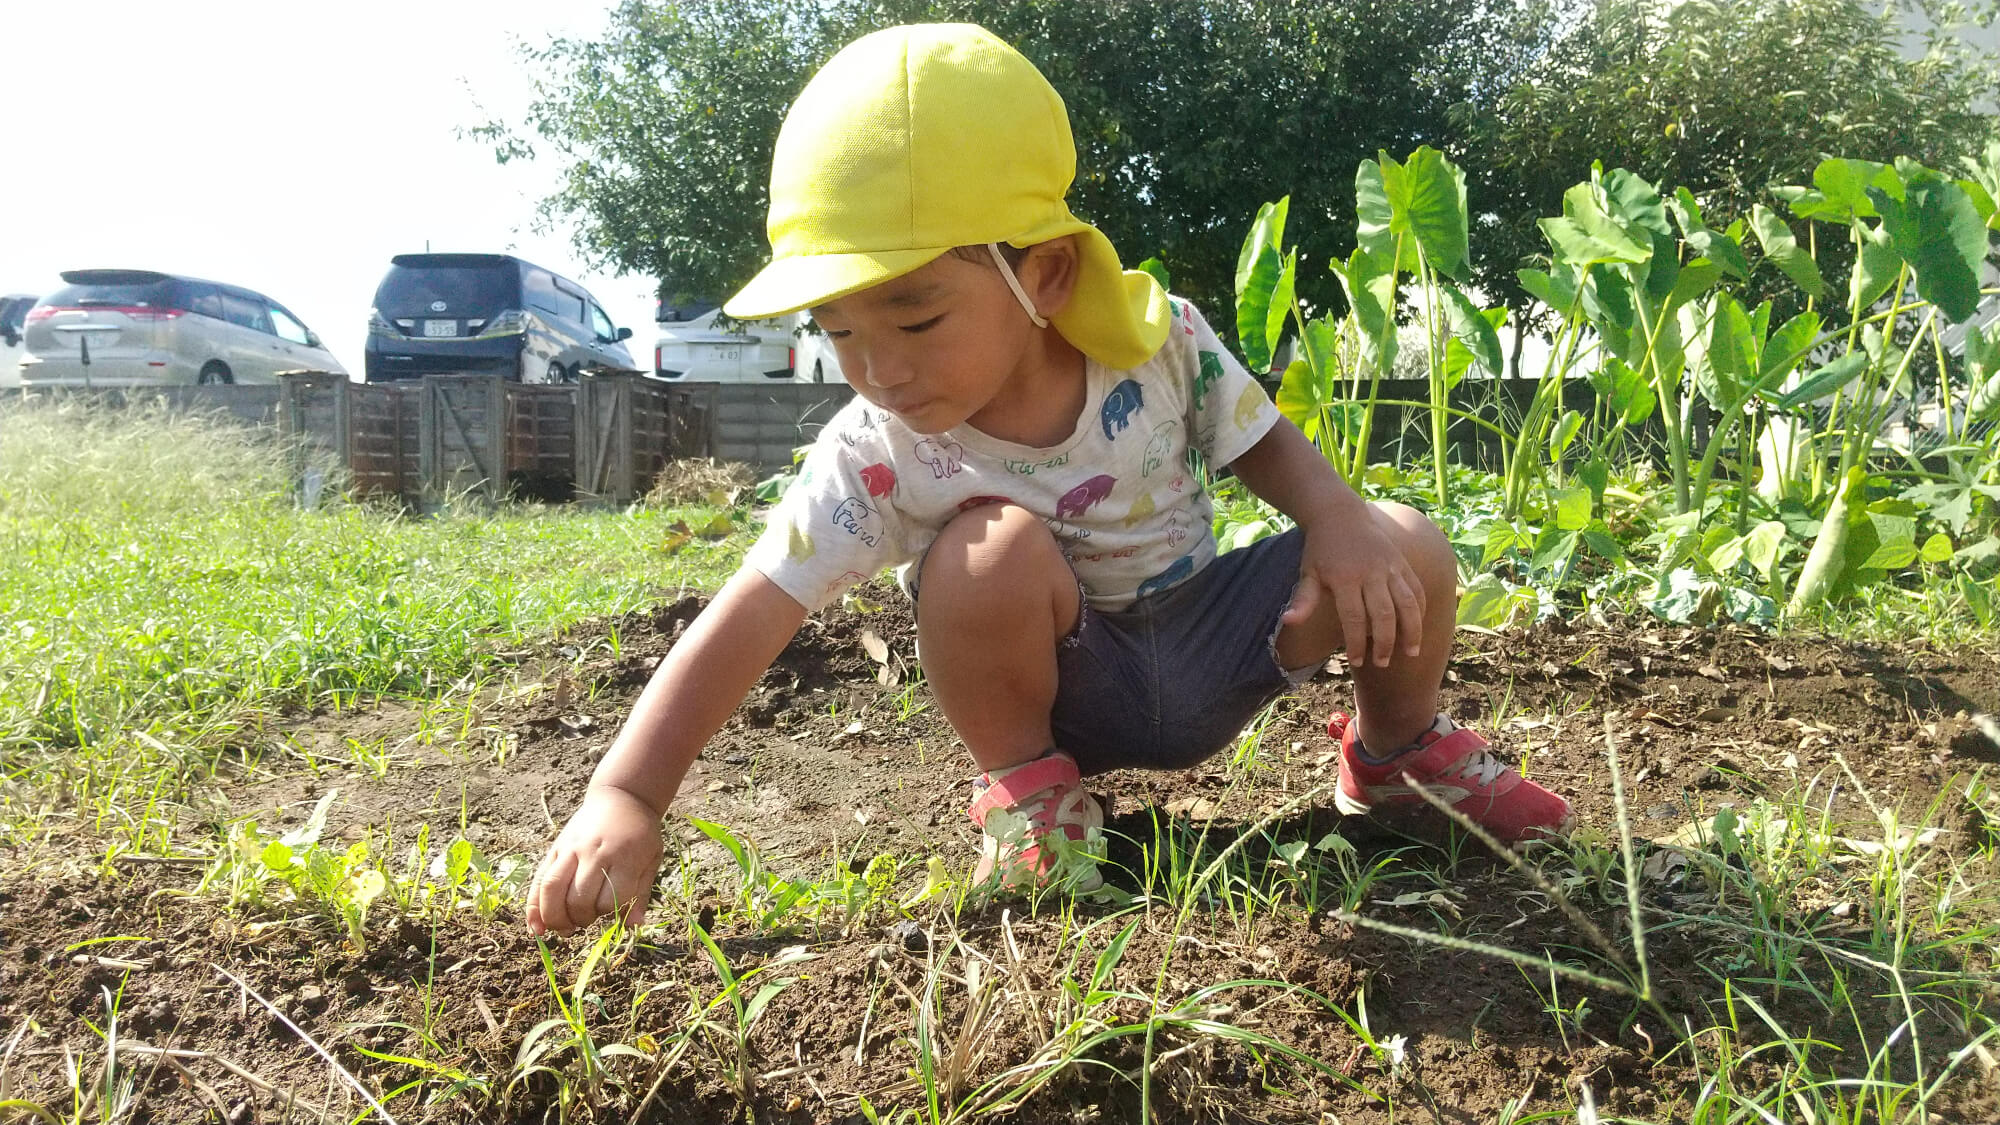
[18,270,345,386]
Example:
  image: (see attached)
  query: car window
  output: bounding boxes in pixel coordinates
[269,305,311,346]
[182,283,225,321]
[545,281,586,325]
[589,303,616,340]
[374,263,517,319]
[525,270,572,321]
[221,292,272,334]
[45,279,174,308]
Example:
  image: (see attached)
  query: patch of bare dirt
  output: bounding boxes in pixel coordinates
[3,588,1997,1123]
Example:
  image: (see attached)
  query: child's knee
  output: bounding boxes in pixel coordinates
[918,503,1071,611]
[1371,501,1455,588]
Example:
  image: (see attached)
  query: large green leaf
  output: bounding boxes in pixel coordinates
[1853,223,1900,309]
[1582,265,1638,366]
[1589,356,1656,425]
[1670,188,1750,280]
[1234,197,1289,372]
[1603,168,1672,237]
[1749,204,1825,299]
[1405,146,1471,280]
[1441,287,1502,381]
[1518,265,1580,312]
[1696,294,1758,407]
[1868,169,1986,323]
[1275,358,1322,435]
[1812,158,1893,221]
[1664,258,1724,315]
[1134,256,1171,291]
[1355,157,1415,274]
[1960,139,2000,231]
[1357,147,1469,280]
[1330,249,1398,377]
[1967,321,2000,423]
[1759,311,1821,385]
[1265,251,1297,369]
[1541,180,1650,268]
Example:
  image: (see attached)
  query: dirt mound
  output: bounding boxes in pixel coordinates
[4,589,1996,1123]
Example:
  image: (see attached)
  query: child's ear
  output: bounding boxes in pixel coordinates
[1022,236,1081,320]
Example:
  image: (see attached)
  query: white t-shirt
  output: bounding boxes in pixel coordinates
[745,298,1282,612]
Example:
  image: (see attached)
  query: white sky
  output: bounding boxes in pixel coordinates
[0,0,660,376]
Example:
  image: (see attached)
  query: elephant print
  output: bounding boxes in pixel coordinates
[1045,517,1091,542]
[858,462,897,499]
[1122,489,1155,528]
[1142,420,1178,477]
[914,437,964,480]
[831,497,882,547]
[1165,511,1189,547]
[1136,553,1195,599]
[1194,351,1225,410]
[1099,379,1145,440]
[1232,383,1264,431]
[1054,474,1117,519]
[825,570,869,595]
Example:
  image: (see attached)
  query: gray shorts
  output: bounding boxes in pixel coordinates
[1052,528,1312,775]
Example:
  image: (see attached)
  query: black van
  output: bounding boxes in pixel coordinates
[364,254,637,383]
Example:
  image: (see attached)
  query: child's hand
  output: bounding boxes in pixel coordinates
[1283,515,1426,669]
[525,786,665,937]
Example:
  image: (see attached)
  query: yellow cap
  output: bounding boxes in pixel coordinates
[724,23,1169,370]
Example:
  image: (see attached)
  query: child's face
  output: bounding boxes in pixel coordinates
[810,246,1071,435]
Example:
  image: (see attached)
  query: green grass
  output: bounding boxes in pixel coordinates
[4,398,1997,1124]
[0,398,748,831]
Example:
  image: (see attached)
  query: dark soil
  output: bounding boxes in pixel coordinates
[3,587,1997,1124]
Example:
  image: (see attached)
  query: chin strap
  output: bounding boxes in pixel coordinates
[988,242,1050,328]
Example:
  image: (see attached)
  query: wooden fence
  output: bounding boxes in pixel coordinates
[14,373,1692,504]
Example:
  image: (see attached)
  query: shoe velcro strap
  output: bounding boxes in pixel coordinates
[969,753,1078,825]
[1404,726,1491,773]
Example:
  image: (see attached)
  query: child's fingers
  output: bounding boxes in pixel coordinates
[1336,583,1372,667]
[1364,579,1398,667]
[618,881,651,932]
[1390,568,1424,657]
[529,849,580,936]
[1282,577,1322,625]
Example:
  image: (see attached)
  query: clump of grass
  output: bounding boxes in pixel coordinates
[641,457,758,508]
[0,398,748,829]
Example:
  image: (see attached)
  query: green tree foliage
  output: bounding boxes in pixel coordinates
[1461,0,2000,355]
[474,0,1555,318]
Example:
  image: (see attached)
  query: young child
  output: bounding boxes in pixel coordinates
[525,22,1570,936]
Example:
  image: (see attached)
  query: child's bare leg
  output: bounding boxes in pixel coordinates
[1274,501,1458,752]
[916,504,1081,773]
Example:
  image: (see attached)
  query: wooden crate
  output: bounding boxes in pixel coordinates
[575,374,675,503]
[279,373,420,500]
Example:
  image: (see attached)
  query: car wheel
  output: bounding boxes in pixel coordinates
[545,360,565,384]
[198,362,233,385]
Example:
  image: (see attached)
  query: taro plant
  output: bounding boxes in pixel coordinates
[1235,146,1509,505]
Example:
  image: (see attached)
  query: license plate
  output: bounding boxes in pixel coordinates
[706,345,742,363]
[423,320,457,338]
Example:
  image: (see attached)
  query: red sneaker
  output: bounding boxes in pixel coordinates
[968,751,1104,891]
[1330,712,1572,842]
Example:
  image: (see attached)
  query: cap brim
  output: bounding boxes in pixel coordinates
[724,246,951,320]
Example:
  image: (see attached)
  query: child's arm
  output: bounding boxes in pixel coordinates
[1226,418,1426,668]
[525,566,810,936]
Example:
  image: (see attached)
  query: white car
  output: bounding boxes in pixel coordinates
[1,294,35,388]
[19,270,345,386]
[651,300,805,383]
